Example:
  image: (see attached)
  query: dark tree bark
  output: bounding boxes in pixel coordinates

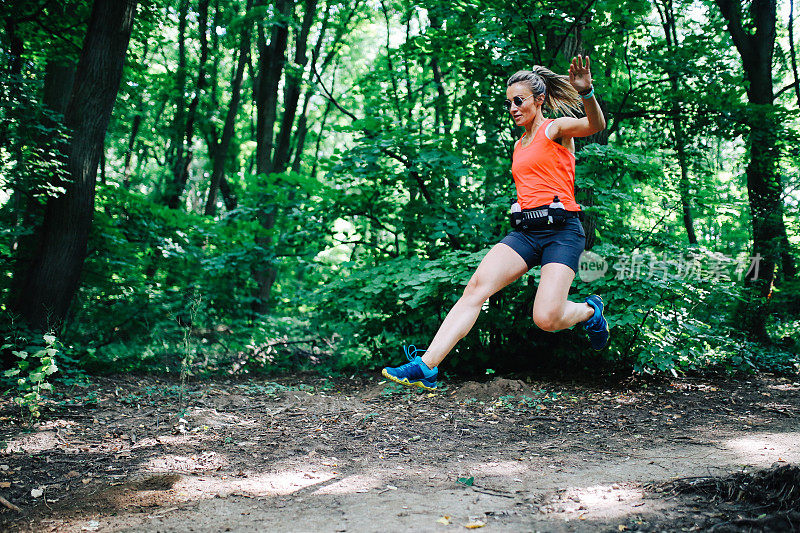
[429,15,451,138]
[165,0,189,205]
[205,0,252,216]
[8,60,76,323]
[122,112,142,187]
[272,0,317,174]
[254,0,292,176]
[655,0,698,245]
[714,0,797,338]
[789,0,800,106]
[122,40,149,188]
[219,175,238,211]
[252,0,293,314]
[166,0,210,209]
[290,3,331,174]
[10,0,138,332]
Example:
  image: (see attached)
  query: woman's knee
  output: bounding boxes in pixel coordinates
[533,307,563,332]
[461,275,491,305]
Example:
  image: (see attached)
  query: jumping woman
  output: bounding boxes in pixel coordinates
[382,55,609,390]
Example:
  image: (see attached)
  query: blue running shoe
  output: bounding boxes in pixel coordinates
[381,345,438,390]
[584,295,610,350]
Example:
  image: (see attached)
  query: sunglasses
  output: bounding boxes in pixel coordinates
[503,94,534,110]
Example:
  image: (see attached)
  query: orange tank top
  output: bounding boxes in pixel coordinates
[511,118,581,211]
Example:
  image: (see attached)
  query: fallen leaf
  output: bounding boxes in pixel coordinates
[31,488,43,498]
[65,470,80,479]
[464,521,485,529]
[618,526,627,531]
[436,516,451,525]
[0,482,10,488]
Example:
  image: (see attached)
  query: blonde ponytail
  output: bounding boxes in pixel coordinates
[507,66,582,117]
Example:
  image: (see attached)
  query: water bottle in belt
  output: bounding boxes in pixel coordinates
[548,195,566,225]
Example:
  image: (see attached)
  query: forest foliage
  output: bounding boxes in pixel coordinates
[1,0,799,413]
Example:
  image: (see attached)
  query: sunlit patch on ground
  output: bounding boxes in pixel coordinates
[535,483,650,520]
[143,451,229,473]
[312,474,384,494]
[184,407,246,429]
[4,431,61,454]
[722,432,800,464]
[173,470,337,497]
[467,460,529,477]
[767,382,800,392]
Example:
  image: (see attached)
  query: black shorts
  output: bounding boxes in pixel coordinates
[500,217,586,273]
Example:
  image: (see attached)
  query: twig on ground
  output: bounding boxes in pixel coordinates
[0,495,21,512]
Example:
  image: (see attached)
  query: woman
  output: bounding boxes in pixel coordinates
[383,55,609,390]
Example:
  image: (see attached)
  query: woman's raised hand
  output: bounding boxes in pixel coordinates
[568,55,592,93]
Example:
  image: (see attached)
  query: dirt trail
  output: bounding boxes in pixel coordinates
[1,374,799,532]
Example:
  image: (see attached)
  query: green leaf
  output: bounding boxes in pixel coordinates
[457,476,474,486]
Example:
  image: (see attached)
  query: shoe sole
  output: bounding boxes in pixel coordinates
[587,295,610,351]
[382,368,437,391]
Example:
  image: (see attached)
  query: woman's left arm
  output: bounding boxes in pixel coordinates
[549,55,606,139]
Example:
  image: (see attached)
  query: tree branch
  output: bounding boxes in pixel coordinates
[713,0,755,66]
[789,0,800,105]
[775,79,800,99]
[548,0,597,67]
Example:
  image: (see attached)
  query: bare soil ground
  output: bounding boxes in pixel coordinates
[1,373,799,532]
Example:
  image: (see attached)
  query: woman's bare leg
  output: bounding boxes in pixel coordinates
[420,243,529,369]
[531,262,594,331]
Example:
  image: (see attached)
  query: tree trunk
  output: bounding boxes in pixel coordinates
[122,112,142,187]
[272,0,317,174]
[8,59,76,328]
[205,0,252,216]
[122,40,149,188]
[714,0,795,339]
[252,0,293,315]
[167,0,210,209]
[165,0,189,206]
[656,0,698,244]
[10,0,137,332]
[219,175,238,211]
[254,0,292,176]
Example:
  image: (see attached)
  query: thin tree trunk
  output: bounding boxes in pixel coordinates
[122,40,149,187]
[254,0,292,176]
[379,0,404,125]
[310,98,332,177]
[656,0,698,244]
[10,0,137,332]
[272,0,317,174]
[167,0,210,209]
[219,175,237,211]
[429,15,451,137]
[789,0,800,105]
[165,0,189,205]
[205,0,252,216]
[122,113,141,187]
[252,0,293,314]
